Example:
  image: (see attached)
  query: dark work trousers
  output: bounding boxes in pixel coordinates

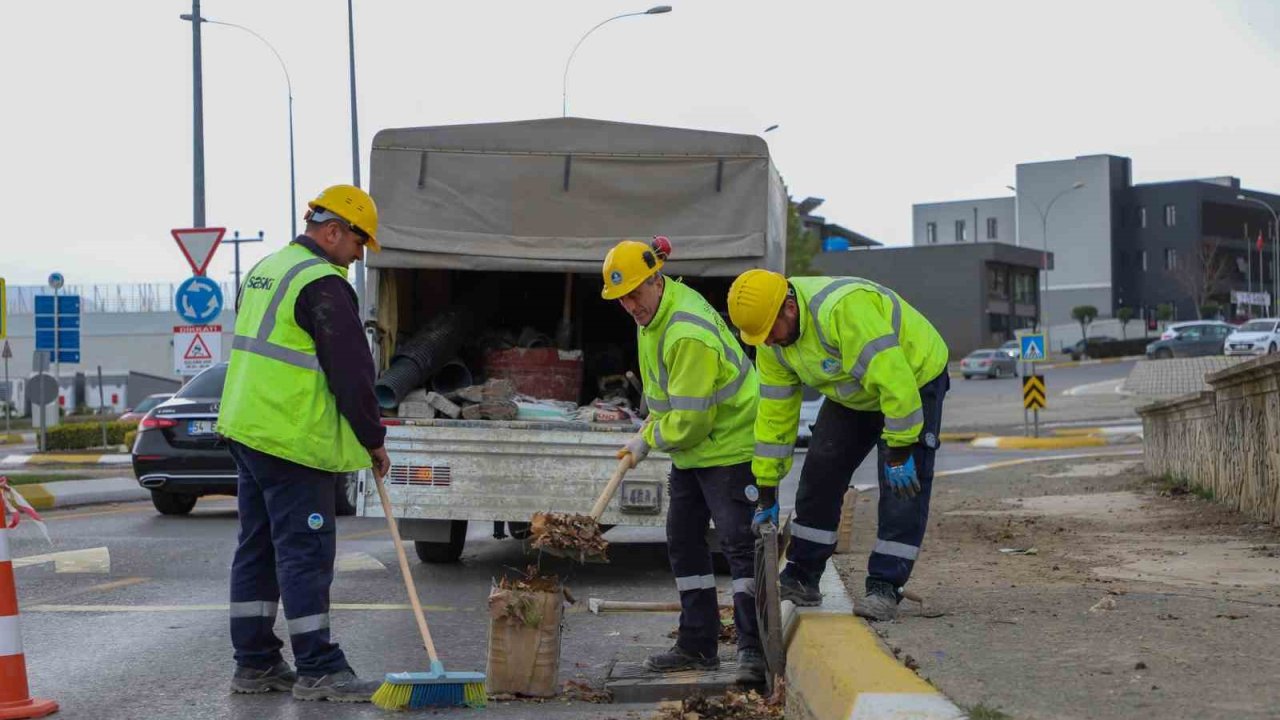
[783,372,949,595]
[666,462,762,659]
[228,440,348,676]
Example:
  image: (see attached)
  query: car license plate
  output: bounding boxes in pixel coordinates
[619,479,662,514]
[188,420,216,436]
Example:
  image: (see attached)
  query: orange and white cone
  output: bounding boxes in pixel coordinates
[0,503,56,719]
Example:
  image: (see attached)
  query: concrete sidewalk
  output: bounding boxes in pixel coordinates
[783,565,965,719]
[6,476,148,511]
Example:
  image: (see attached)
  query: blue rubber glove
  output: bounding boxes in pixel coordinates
[884,454,920,498]
[751,485,779,536]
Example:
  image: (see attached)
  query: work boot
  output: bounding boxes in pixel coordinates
[854,580,901,622]
[291,669,382,703]
[230,661,297,694]
[734,648,767,685]
[778,572,822,607]
[643,645,719,673]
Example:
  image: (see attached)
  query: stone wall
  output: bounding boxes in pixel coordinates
[1138,354,1280,525]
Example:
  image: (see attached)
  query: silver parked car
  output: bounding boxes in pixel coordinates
[961,349,1018,379]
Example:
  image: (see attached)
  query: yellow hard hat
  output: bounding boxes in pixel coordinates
[307,184,380,252]
[601,239,667,300]
[727,269,789,346]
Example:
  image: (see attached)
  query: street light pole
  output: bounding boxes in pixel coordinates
[181,0,206,228]
[1237,195,1279,317]
[347,0,366,318]
[199,19,297,240]
[1021,181,1084,349]
[562,6,672,117]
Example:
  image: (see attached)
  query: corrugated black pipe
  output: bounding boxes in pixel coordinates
[430,359,473,395]
[375,306,474,408]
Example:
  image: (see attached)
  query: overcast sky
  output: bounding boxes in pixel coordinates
[3,0,1278,288]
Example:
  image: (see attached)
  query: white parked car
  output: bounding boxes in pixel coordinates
[1224,318,1280,357]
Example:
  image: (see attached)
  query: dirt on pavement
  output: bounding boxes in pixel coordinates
[833,453,1280,720]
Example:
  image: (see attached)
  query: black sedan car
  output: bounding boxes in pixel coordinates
[131,362,359,516]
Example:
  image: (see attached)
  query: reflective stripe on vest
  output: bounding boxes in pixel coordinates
[645,311,752,413]
[231,257,327,369]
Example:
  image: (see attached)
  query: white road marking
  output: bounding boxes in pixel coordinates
[335,551,386,572]
[14,546,110,574]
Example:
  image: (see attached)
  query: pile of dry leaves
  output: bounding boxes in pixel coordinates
[495,565,564,594]
[529,511,610,561]
[652,690,783,720]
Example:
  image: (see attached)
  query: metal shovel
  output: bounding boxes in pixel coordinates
[529,455,631,563]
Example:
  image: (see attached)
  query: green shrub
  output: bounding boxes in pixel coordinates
[123,430,138,450]
[46,421,135,451]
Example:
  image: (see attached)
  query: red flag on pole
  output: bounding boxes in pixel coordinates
[1258,231,1266,252]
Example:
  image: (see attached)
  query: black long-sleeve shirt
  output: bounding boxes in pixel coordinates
[288,236,386,450]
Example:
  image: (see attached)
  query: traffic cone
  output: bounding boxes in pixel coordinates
[0,503,57,719]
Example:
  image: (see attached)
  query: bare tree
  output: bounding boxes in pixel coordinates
[1169,239,1232,319]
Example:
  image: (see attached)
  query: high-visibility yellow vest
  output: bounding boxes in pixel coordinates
[752,276,948,487]
[638,279,758,470]
[217,243,370,472]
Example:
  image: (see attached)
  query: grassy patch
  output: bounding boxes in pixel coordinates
[0,433,23,445]
[0,473,93,485]
[1155,473,1214,501]
[966,703,1014,720]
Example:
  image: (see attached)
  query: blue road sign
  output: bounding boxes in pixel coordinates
[34,294,81,364]
[1020,333,1047,362]
[175,276,224,325]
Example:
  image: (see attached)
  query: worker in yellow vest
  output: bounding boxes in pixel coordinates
[727,270,950,621]
[603,237,766,685]
[218,185,390,702]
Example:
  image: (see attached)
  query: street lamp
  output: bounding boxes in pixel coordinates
[185,15,298,240]
[1016,181,1084,346]
[562,6,672,117]
[1238,194,1280,316]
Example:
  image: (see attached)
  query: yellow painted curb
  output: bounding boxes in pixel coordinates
[786,614,948,720]
[0,434,24,445]
[1049,427,1107,437]
[16,484,55,510]
[971,435,1108,450]
[25,454,103,465]
[939,431,990,442]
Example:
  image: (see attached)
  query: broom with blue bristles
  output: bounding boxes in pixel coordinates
[370,471,486,710]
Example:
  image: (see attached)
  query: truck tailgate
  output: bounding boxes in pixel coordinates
[358,419,669,527]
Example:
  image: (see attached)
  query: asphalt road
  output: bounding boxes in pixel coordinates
[7,440,1142,720]
[947,359,1137,402]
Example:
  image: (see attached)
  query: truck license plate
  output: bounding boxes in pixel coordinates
[619,480,662,514]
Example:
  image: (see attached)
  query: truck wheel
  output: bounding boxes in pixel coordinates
[507,521,532,540]
[414,521,467,563]
[335,473,358,517]
[151,491,197,516]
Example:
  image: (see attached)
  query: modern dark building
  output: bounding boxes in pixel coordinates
[813,242,1051,358]
[913,155,1280,324]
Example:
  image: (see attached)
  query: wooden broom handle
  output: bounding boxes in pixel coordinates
[589,456,633,520]
[374,472,439,663]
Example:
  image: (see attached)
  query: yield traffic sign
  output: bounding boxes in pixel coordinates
[171,227,226,276]
[1022,374,1047,410]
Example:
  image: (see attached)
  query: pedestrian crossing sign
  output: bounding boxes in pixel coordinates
[1020,334,1046,362]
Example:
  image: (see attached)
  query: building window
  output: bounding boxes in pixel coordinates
[988,266,1009,299]
[1165,248,1177,271]
[987,217,998,240]
[955,220,967,242]
[1164,204,1176,227]
[1141,250,1148,271]
[1138,207,1147,228]
[1013,272,1036,305]
[925,222,937,244]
